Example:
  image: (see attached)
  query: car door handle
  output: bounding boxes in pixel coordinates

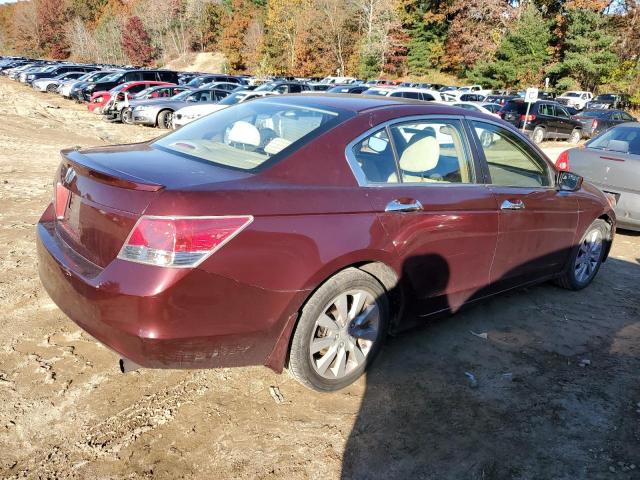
[501,199,525,210]
[385,199,423,213]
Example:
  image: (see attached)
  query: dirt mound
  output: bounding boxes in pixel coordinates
[163,51,227,73]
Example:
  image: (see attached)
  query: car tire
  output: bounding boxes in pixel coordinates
[555,219,609,291]
[157,110,173,129]
[288,267,389,392]
[532,126,545,144]
[569,128,581,144]
[122,108,133,125]
[46,84,57,93]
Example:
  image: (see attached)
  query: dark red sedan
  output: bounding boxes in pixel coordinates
[37,95,616,391]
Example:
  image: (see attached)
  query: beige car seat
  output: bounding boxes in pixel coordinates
[388,135,440,183]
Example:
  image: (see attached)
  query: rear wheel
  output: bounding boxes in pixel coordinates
[556,219,609,290]
[569,128,581,144]
[46,84,57,93]
[288,268,389,391]
[157,110,173,129]
[532,126,545,144]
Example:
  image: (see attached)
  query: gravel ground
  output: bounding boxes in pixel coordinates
[0,78,638,479]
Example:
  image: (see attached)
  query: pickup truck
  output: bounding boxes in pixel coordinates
[556,91,593,110]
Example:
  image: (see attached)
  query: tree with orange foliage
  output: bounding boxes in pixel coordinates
[121,15,155,66]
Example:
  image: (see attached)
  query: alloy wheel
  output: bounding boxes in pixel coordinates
[309,290,379,380]
[533,128,544,144]
[574,229,603,284]
[162,112,173,129]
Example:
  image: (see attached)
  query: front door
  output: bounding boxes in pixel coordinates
[350,117,499,318]
[469,120,578,290]
[554,105,575,138]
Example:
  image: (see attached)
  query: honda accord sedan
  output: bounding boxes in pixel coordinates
[37,95,616,391]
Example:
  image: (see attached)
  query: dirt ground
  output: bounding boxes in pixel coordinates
[0,77,639,480]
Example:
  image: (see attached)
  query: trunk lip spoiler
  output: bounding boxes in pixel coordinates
[61,148,164,192]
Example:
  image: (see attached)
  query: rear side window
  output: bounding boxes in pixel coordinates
[153,101,347,171]
[389,120,474,184]
[125,72,142,82]
[502,101,526,114]
[141,71,157,81]
[539,104,554,116]
[352,128,398,183]
[350,119,475,184]
[472,121,552,188]
[422,93,435,101]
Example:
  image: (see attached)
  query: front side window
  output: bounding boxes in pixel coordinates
[472,121,552,188]
[556,107,570,119]
[154,100,346,171]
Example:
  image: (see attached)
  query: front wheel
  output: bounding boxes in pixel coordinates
[288,268,389,391]
[46,84,57,93]
[157,110,173,129]
[569,128,581,144]
[556,219,609,290]
[532,126,545,144]
[122,107,133,124]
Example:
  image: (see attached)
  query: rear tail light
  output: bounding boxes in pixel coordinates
[591,119,598,131]
[54,182,70,219]
[118,215,253,268]
[520,114,536,122]
[555,150,570,171]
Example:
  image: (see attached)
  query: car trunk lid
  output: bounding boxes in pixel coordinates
[569,147,640,195]
[54,145,250,267]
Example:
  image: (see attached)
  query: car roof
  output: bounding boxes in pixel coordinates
[258,92,486,115]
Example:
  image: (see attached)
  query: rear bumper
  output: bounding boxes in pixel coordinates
[37,207,304,370]
[615,191,640,231]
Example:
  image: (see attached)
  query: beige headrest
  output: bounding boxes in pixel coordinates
[398,135,439,173]
[264,137,292,155]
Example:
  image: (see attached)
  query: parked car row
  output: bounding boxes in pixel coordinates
[2,57,636,143]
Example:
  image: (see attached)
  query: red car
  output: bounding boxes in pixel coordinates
[37,96,615,391]
[87,81,174,114]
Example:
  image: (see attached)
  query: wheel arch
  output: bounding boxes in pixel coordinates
[598,213,615,262]
[264,259,403,373]
[156,108,174,126]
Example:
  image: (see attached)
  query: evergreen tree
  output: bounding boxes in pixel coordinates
[469,5,551,88]
[551,8,618,91]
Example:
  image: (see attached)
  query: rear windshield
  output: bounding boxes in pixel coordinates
[587,125,640,154]
[153,100,350,171]
[501,100,527,113]
[563,92,580,97]
[594,94,616,101]
[580,110,610,118]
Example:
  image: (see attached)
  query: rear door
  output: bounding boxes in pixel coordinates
[470,119,578,288]
[349,116,499,317]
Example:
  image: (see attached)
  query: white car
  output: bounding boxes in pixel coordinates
[363,87,442,102]
[448,101,500,117]
[32,71,85,93]
[557,91,593,110]
[172,90,277,129]
[197,81,243,92]
[386,87,443,102]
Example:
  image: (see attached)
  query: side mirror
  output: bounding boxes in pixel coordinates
[557,171,583,192]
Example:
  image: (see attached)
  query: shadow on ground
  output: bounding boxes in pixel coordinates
[343,256,640,480]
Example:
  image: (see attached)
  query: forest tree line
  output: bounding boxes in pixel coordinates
[0,0,638,100]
